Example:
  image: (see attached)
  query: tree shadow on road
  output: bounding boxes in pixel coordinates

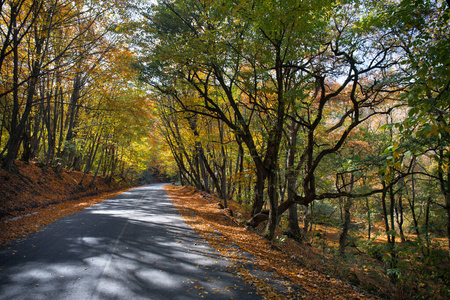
[0,184,260,300]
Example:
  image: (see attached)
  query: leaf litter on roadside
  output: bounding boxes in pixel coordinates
[164,185,374,300]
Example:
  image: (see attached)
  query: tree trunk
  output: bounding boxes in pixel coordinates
[388,185,398,284]
[446,192,450,258]
[264,171,279,240]
[89,145,105,187]
[20,120,33,162]
[339,173,354,257]
[79,129,102,186]
[57,87,65,156]
[3,38,42,170]
[286,122,302,241]
[235,138,244,204]
[395,192,406,243]
[251,168,266,216]
[425,197,431,257]
[381,181,390,243]
[438,150,450,257]
[62,72,83,168]
[2,13,19,170]
[366,198,372,240]
[339,198,352,257]
[408,166,421,239]
[45,91,56,165]
[303,205,310,239]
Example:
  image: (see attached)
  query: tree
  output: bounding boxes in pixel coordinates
[1,0,112,171]
[133,0,409,241]
[1,0,156,185]
[379,0,450,256]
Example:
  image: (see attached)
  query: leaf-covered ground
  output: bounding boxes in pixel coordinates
[164,185,374,299]
[0,161,129,245]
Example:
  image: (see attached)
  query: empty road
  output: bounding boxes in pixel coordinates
[0,184,260,299]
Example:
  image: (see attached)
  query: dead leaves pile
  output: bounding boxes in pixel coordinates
[164,185,374,299]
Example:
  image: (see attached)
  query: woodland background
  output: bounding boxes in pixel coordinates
[1,0,449,298]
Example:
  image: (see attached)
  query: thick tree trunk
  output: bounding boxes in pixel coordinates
[288,204,301,241]
[65,73,82,142]
[262,45,286,241]
[286,122,302,241]
[264,171,279,240]
[196,145,210,192]
[251,168,266,216]
[339,197,352,257]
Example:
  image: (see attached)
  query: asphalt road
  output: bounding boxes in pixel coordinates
[0,184,261,300]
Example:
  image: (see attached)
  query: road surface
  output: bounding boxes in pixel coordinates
[0,184,261,299]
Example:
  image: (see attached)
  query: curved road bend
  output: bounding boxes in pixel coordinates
[0,184,260,300]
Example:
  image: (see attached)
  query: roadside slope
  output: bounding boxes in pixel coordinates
[0,161,129,245]
[165,185,374,299]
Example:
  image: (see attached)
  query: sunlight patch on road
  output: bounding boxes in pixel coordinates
[136,269,182,288]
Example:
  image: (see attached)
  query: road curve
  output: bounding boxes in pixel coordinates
[0,184,260,299]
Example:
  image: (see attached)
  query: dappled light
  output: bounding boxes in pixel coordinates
[0,185,261,299]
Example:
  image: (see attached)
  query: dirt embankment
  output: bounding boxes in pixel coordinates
[0,161,130,245]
